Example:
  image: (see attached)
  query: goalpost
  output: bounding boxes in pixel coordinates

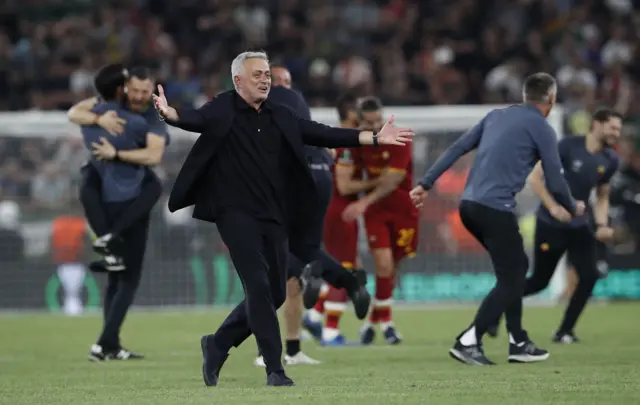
[0,104,566,310]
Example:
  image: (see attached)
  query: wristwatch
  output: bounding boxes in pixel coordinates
[372,131,379,147]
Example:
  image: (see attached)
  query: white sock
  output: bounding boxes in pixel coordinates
[459,326,477,346]
[322,328,340,341]
[380,321,393,331]
[307,309,323,323]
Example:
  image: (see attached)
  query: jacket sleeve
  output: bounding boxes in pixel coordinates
[298,118,361,148]
[165,99,219,133]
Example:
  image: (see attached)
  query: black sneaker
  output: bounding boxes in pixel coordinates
[552,331,580,344]
[88,344,109,362]
[449,341,495,365]
[359,325,375,345]
[89,256,125,273]
[348,286,371,320]
[201,335,229,387]
[110,347,144,360]
[383,326,402,345]
[267,371,295,387]
[92,233,124,256]
[508,340,550,363]
[301,261,324,309]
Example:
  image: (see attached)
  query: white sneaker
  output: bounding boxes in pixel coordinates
[254,355,266,367]
[284,351,321,365]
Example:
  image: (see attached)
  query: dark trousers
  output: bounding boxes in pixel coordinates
[98,201,151,350]
[525,219,599,332]
[212,210,289,374]
[79,164,162,237]
[459,200,529,342]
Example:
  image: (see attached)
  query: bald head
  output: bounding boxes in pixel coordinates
[271,65,292,89]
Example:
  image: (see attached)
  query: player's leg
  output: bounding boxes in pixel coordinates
[360,217,396,345]
[92,206,150,361]
[554,227,599,343]
[451,201,545,365]
[57,263,86,316]
[304,211,359,342]
[255,253,321,367]
[488,219,568,336]
[78,165,125,271]
[107,170,162,237]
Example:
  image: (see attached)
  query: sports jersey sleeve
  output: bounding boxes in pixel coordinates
[600,154,620,185]
[386,145,411,174]
[146,109,171,145]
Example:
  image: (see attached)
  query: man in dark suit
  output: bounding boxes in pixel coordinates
[153,51,413,387]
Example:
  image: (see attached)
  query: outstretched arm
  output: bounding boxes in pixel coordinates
[153,85,214,133]
[419,115,485,190]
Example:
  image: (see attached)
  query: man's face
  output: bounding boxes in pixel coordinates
[359,110,384,132]
[126,77,154,112]
[597,116,622,147]
[235,58,271,102]
[271,67,292,89]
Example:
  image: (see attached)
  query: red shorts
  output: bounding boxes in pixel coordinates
[323,208,359,269]
[364,210,418,263]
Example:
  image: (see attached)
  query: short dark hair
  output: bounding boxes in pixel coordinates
[522,72,556,104]
[357,96,383,115]
[270,63,288,71]
[128,66,153,81]
[93,63,127,100]
[336,92,357,121]
[593,108,623,124]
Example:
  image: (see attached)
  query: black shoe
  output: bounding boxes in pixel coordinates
[359,325,375,345]
[110,347,144,360]
[449,341,495,365]
[508,339,550,363]
[89,256,125,273]
[266,371,295,387]
[383,326,402,345]
[88,344,109,362]
[552,331,580,344]
[92,233,124,256]
[200,335,229,387]
[353,268,368,286]
[487,323,499,338]
[301,261,324,309]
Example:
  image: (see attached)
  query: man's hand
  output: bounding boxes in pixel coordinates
[92,137,117,160]
[549,205,572,223]
[97,111,126,135]
[595,226,615,242]
[377,115,414,146]
[410,185,428,208]
[574,201,586,216]
[152,85,179,121]
[342,200,369,222]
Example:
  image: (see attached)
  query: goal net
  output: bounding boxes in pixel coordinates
[0,105,565,311]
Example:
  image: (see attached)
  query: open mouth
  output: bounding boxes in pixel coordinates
[258,86,269,92]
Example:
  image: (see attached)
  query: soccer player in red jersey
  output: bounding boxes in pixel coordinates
[302,93,378,345]
[342,97,419,345]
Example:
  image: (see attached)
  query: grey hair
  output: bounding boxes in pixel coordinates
[230,51,269,90]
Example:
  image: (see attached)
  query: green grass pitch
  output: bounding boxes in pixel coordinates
[1,303,639,405]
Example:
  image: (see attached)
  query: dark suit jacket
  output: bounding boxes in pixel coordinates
[166,90,360,238]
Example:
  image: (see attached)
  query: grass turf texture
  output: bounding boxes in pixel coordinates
[1,303,638,405]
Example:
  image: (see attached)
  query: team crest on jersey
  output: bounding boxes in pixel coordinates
[382,151,390,160]
[597,165,605,174]
[339,149,353,164]
[571,160,582,173]
[540,243,549,252]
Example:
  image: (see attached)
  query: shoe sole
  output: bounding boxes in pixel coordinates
[200,336,217,387]
[508,353,550,363]
[449,348,493,366]
[88,354,106,362]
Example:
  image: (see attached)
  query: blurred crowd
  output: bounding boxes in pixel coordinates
[2,0,640,253]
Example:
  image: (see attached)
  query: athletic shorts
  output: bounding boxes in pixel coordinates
[364,210,418,262]
[323,208,359,269]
